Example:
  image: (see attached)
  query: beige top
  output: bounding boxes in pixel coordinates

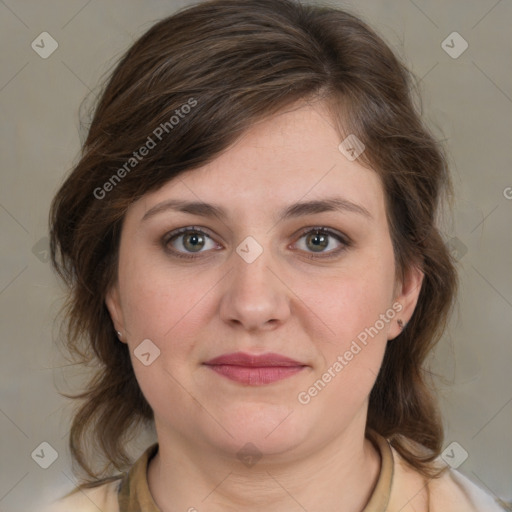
[41,431,505,511]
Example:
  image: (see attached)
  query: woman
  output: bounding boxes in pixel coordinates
[43,0,505,510]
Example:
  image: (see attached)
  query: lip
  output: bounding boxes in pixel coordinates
[204,352,305,367]
[203,352,308,385]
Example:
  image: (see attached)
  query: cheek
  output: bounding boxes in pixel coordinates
[117,260,204,415]
[303,249,395,393]
[118,245,203,340]
[310,256,395,341]
[301,277,392,417]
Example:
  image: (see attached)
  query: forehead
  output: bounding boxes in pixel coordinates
[129,102,386,225]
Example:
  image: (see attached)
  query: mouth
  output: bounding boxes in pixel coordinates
[203,352,308,385]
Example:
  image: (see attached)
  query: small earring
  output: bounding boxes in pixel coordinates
[116,330,122,340]
[397,319,404,330]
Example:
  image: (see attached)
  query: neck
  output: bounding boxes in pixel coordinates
[147,414,381,512]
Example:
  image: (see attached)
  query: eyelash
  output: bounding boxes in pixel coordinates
[162,225,351,261]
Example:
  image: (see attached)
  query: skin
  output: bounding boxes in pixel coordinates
[106,99,424,512]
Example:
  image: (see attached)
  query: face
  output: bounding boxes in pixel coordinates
[106,100,423,460]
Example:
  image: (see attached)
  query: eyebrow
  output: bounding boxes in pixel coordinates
[141,196,373,224]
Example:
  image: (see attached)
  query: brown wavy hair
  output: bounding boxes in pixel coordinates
[49,0,458,489]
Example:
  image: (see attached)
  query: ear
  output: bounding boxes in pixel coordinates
[388,263,424,340]
[105,283,127,344]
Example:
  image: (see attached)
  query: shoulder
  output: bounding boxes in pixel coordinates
[388,443,505,511]
[40,479,122,512]
[428,466,506,511]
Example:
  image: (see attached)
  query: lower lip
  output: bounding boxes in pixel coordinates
[204,364,306,385]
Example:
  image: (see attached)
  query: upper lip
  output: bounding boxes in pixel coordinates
[203,352,306,367]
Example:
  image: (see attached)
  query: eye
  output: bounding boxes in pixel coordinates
[162,226,219,259]
[162,226,351,260]
[293,226,351,259]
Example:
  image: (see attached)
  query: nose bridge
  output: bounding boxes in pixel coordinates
[232,234,277,298]
[220,234,289,329]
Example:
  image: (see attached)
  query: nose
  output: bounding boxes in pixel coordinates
[219,244,291,332]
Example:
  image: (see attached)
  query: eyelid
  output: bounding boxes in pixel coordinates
[161,225,221,252]
[293,225,350,244]
[161,225,351,259]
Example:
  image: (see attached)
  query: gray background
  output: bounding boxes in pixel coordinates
[0,0,511,510]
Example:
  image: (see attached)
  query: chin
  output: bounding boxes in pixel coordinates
[206,402,309,457]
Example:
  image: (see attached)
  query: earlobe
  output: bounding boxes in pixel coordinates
[105,284,126,343]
